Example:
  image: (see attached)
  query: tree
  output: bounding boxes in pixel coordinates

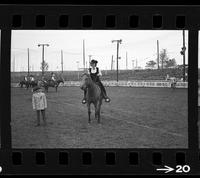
[40,60,49,72]
[165,58,177,68]
[159,49,169,69]
[146,60,157,69]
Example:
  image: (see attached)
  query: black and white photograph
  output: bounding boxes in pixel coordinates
[198,32,200,145]
[11,30,188,148]
[0,30,1,147]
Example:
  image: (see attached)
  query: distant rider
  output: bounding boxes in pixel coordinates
[51,72,56,82]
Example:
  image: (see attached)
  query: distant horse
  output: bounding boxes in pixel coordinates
[80,73,103,123]
[41,78,64,92]
[19,80,27,88]
[19,80,38,89]
[166,77,177,89]
[169,77,177,89]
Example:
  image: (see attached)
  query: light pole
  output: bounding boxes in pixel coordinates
[76,61,80,80]
[61,50,64,73]
[27,48,30,76]
[38,43,49,77]
[112,39,122,82]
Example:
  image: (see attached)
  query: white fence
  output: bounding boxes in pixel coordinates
[12,80,188,88]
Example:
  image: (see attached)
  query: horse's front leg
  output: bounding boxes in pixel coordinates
[87,103,91,123]
[95,102,101,124]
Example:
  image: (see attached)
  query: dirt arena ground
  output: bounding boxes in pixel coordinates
[11,86,188,148]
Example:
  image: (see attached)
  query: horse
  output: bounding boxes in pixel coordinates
[19,79,38,89]
[169,77,177,89]
[19,80,31,89]
[29,80,38,88]
[19,80,27,88]
[41,77,64,92]
[166,76,177,89]
[80,73,104,123]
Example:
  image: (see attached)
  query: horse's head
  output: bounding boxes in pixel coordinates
[80,73,91,90]
[59,76,65,83]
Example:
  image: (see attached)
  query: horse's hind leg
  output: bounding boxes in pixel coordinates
[87,103,91,123]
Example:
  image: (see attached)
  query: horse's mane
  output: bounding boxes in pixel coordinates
[81,73,90,77]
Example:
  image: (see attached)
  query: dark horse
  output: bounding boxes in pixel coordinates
[19,80,28,88]
[19,80,37,89]
[41,78,64,92]
[80,73,103,123]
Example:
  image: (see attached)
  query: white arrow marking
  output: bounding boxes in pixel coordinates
[156,165,174,173]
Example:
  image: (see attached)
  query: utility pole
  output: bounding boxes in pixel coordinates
[126,52,128,70]
[27,48,30,76]
[61,50,64,73]
[111,55,113,70]
[13,54,15,72]
[157,40,160,69]
[181,30,186,82]
[112,39,122,82]
[132,60,134,70]
[76,61,79,80]
[38,43,49,77]
[83,40,86,71]
[86,61,88,70]
[136,59,138,69]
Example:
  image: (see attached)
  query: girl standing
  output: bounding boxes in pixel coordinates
[32,86,47,126]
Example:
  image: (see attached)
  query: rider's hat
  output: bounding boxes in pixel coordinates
[90,59,98,64]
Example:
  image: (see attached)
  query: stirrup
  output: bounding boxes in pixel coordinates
[82,99,86,104]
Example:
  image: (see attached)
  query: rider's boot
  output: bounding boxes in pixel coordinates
[82,90,87,104]
[105,96,111,102]
[102,92,110,102]
[82,98,86,104]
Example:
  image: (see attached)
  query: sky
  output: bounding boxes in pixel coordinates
[11,30,188,71]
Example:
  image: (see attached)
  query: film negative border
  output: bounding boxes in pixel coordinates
[0,149,199,174]
[0,5,199,175]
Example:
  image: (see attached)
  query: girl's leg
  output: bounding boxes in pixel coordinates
[98,81,110,102]
[36,110,40,126]
[99,82,107,97]
[41,109,47,126]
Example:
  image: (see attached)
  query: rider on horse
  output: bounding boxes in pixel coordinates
[42,76,47,84]
[30,75,35,82]
[24,75,28,81]
[51,72,56,81]
[82,59,110,104]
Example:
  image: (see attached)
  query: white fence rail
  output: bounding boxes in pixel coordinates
[11,80,188,88]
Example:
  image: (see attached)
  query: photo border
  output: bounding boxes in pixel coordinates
[0,4,199,175]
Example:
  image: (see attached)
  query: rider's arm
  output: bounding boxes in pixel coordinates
[32,95,36,110]
[97,69,102,76]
